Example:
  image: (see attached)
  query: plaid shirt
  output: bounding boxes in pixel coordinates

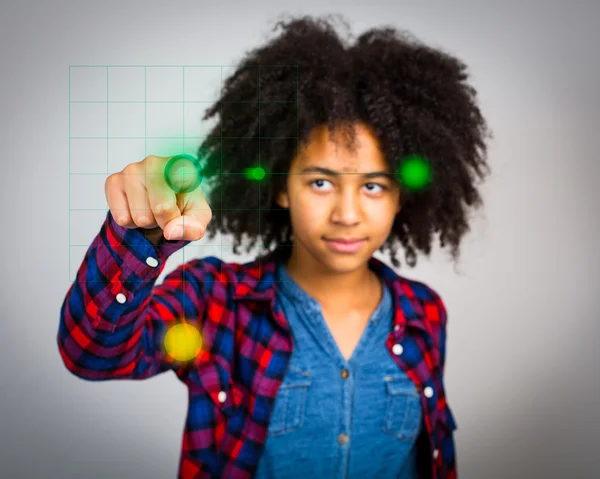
[58,211,458,478]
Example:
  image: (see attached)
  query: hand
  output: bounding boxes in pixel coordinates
[104,155,212,242]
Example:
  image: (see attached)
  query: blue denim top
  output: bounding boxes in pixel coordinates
[254,259,422,478]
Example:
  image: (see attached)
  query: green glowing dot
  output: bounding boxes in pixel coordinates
[244,167,266,181]
[397,154,432,191]
[164,154,203,194]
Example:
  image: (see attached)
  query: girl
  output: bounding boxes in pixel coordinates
[59,14,491,479]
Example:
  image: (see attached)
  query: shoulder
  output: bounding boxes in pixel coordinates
[186,255,241,276]
[400,277,451,374]
[397,277,448,327]
[395,276,449,368]
[168,256,240,295]
[185,255,270,294]
[416,280,447,327]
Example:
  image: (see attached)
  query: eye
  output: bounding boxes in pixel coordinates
[308,180,388,194]
[310,179,333,191]
[364,183,386,194]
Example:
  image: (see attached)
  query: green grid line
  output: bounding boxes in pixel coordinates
[220,66,223,263]
[69,136,301,139]
[70,64,300,67]
[182,66,185,152]
[69,64,302,282]
[70,208,289,211]
[60,278,294,285]
[106,66,109,198]
[144,66,147,157]
[70,100,296,104]
[68,67,70,282]
[69,173,299,176]
[258,64,261,261]
[144,66,148,245]
[69,243,294,249]
[182,66,187,289]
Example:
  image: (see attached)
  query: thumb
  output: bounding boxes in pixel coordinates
[164,215,204,241]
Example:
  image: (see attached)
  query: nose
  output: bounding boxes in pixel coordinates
[331,189,363,225]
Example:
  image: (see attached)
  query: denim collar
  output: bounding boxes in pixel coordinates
[274,259,392,324]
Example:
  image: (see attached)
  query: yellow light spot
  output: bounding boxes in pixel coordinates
[164,323,203,362]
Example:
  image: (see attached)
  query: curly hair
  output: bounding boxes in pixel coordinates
[195,13,492,269]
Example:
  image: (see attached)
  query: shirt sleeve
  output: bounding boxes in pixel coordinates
[57,210,205,382]
[426,286,458,479]
[432,288,448,375]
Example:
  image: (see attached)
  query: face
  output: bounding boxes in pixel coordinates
[276,122,401,275]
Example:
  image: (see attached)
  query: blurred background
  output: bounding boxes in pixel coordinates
[0,0,598,477]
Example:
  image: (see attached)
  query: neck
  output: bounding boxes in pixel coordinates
[283,242,380,310]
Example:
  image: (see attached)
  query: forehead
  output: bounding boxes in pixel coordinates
[293,123,389,173]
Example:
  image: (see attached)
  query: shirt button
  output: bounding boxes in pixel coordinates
[392,343,403,355]
[146,256,159,267]
[394,324,400,331]
[433,449,439,460]
[340,368,349,379]
[115,293,127,304]
[218,391,227,403]
[424,386,434,398]
[338,433,349,445]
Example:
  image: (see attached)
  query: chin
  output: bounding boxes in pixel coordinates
[319,246,371,269]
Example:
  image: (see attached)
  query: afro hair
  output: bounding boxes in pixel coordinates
[195,13,492,268]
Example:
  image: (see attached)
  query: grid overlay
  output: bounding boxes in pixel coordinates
[68,65,298,282]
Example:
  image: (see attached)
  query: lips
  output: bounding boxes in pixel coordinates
[323,238,366,243]
[323,237,367,253]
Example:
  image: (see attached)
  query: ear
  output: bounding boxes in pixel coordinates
[276,189,289,209]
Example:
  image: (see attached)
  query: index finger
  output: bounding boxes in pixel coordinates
[142,156,185,232]
[146,155,207,236]
[164,154,203,194]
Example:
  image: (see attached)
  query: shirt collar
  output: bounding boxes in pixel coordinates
[232,245,428,336]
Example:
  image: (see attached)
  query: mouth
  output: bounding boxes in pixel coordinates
[323,237,367,253]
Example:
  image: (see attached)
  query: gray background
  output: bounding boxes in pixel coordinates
[1,0,599,477]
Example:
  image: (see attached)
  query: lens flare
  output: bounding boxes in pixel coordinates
[397,154,432,191]
[164,322,203,362]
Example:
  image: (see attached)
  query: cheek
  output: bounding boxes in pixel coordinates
[367,203,399,230]
[291,200,323,227]
[287,195,327,235]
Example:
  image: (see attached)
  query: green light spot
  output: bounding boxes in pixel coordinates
[244,167,266,181]
[164,154,203,194]
[397,154,431,191]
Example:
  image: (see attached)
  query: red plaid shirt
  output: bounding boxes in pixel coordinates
[58,211,458,478]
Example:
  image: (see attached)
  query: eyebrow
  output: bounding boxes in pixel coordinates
[299,166,395,180]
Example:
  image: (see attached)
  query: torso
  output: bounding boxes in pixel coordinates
[322,309,372,360]
[321,275,384,361]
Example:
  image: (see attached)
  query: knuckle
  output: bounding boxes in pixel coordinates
[202,207,212,225]
[132,213,152,227]
[153,202,175,216]
[197,222,208,237]
[105,173,119,188]
[121,165,136,178]
[143,155,161,169]
[114,214,131,226]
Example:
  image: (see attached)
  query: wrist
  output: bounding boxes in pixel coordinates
[140,227,164,247]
